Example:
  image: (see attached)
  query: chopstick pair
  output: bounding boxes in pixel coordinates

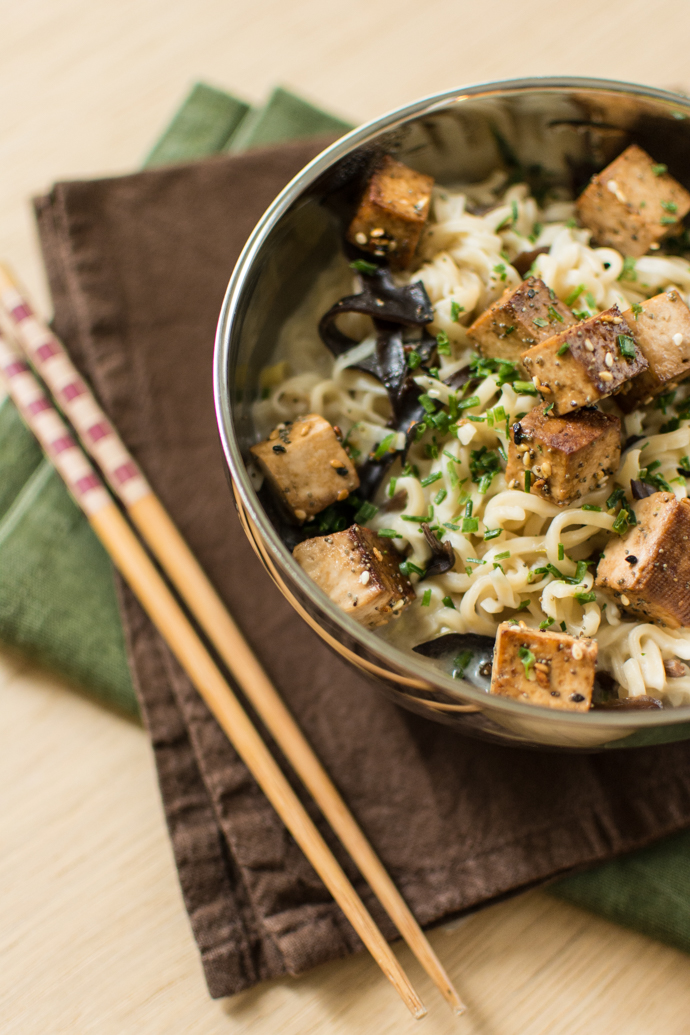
[0,263,464,1018]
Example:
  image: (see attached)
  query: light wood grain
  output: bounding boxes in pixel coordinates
[4,1,690,1032]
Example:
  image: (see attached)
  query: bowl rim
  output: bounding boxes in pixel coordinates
[214,74,690,730]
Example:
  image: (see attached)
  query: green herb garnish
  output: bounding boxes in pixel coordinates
[513,380,539,396]
[539,616,555,630]
[548,305,565,324]
[484,528,502,541]
[617,333,637,359]
[378,529,402,538]
[661,200,678,213]
[565,285,585,307]
[452,649,473,677]
[372,433,397,460]
[558,543,564,561]
[434,488,447,505]
[652,163,668,176]
[421,471,442,487]
[421,589,432,607]
[350,258,378,275]
[407,350,422,370]
[436,330,451,356]
[631,302,644,319]
[450,300,465,321]
[606,486,627,510]
[493,263,508,282]
[557,342,570,356]
[518,646,536,678]
[575,591,597,604]
[581,504,602,512]
[618,256,637,282]
[533,317,548,328]
[442,595,456,609]
[354,501,378,523]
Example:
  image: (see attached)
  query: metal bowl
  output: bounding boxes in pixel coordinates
[214,76,690,750]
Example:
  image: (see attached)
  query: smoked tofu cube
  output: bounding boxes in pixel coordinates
[595,492,690,628]
[293,524,415,628]
[575,144,690,257]
[347,156,434,270]
[250,414,359,524]
[489,623,597,712]
[467,276,577,364]
[617,289,690,410]
[505,404,621,505]
[521,306,648,415]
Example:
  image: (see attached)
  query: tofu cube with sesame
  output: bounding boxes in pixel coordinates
[521,306,648,415]
[346,156,434,270]
[505,404,621,505]
[293,524,415,628]
[489,622,598,712]
[617,289,690,410]
[250,414,359,524]
[576,144,690,257]
[467,276,577,364]
[596,492,690,628]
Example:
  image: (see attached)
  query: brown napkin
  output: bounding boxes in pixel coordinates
[35,138,690,999]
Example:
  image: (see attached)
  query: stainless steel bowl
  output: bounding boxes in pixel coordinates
[214,76,690,750]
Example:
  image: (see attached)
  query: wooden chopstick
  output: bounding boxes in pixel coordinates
[0,263,464,1014]
[0,326,427,1020]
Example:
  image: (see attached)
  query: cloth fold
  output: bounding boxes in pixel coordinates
[31,121,690,997]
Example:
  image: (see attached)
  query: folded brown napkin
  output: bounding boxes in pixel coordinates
[34,139,690,999]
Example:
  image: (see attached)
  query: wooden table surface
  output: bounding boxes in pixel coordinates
[4,2,690,1032]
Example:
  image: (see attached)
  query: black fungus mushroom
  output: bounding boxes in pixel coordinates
[413,632,496,690]
[631,478,657,500]
[421,523,455,578]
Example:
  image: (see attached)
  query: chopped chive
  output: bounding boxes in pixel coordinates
[421,589,432,607]
[466,557,486,565]
[533,317,548,328]
[513,380,539,396]
[457,394,480,411]
[350,258,378,275]
[524,470,532,492]
[407,350,422,370]
[661,200,678,213]
[387,477,397,498]
[518,646,536,678]
[617,333,637,358]
[493,263,507,281]
[436,330,451,356]
[557,342,570,356]
[585,291,596,308]
[465,500,473,517]
[450,300,465,321]
[466,414,487,422]
[544,402,555,415]
[421,471,442,487]
[493,562,504,573]
[612,509,631,534]
[452,649,473,677]
[652,163,668,176]
[484,528,502,541]
[516,599,531,611]
[373,433,396,460]
[442,595,456,609]
[444,521,460,531]
[401,514,428,523]
[565,284,585,307]
[462,517,479,533]
[575,591,597,604]
[354,501,379,523]
[660,215,678,226]
[558,543,564,561]
[606,486,627,510]
[631,302,644,319]
[378,529,403,538]
[399,559,425,576]
[548,305,565,324]
[495,550,510,560]
[618,256,637,282]
[560,621,567,631]
[581,504,602,512]
[434,488,448,505]
[539,616,555,630]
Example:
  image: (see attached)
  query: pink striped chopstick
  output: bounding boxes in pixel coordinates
[0,261,464,1013]
[0,324,427,1019]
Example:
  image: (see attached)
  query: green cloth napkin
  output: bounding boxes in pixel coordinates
[3,79,690,955]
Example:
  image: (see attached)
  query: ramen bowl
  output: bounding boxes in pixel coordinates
[214,76,690,750]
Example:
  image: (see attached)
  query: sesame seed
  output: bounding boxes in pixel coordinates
[355,232,367,245]
[585,338,594,352]
[599,371,614,382]
[572,642,584,661]
[294,509,307,521]
[605,352,614,367]
[673,332,684,346]
[360,570,370,585]
[621,594,630,606]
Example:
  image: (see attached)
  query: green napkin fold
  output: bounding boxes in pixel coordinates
[3,79,690,956]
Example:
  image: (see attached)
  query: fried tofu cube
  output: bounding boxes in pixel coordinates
[293,524,415,628]
[490,623,597,712]
[521,306,648,415]
[467,276,577,364]
[250,414,359,524]
[617,289,690,410]
[576,144,690,257]
[595,492,690,628]
[505,404,621,505]
[347,156,434,270]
